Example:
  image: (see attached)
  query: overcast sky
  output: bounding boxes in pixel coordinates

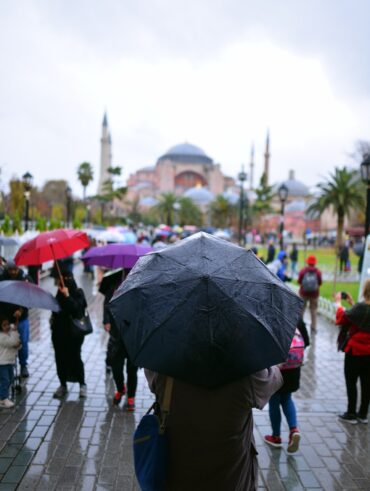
[1,0,369,198]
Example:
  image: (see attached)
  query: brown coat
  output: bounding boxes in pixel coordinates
[145,367,283,491]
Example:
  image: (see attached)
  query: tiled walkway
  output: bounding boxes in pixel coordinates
[0,266,368,490]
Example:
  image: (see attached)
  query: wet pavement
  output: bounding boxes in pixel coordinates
[0,265,368,490]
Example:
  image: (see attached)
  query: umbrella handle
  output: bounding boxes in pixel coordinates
[51,245,65,289]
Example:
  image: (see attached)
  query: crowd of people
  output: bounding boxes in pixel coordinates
[0,233,369,490]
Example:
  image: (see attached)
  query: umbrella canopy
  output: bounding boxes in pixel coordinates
[0,280,60,312]
[0,237,19,247]
[82,243,153,269]
[14,229,89,266]
[109,232,304,388]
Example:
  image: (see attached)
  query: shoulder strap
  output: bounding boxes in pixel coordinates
[159,376,173,434]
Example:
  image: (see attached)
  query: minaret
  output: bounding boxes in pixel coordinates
[263,130,270,185]
[249,143,255,191]
[98,112,112,194]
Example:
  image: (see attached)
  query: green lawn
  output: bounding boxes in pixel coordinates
[255,246,361,302]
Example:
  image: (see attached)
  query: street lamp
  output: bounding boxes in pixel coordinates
[238,166,248,246]
[65,186,72,228]
[22,172,33,232]
[360,154,370,238]
[278,183,289,250]
[173,202,181,226]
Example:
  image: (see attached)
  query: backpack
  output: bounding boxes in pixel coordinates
[280,329,305,370]
[301,270,318,293]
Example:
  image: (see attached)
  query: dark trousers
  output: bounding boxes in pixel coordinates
[344,353,370,417]
[0,365,14,400]
[111,354,138,398]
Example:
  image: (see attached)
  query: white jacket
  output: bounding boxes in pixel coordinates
[0,330,21,365]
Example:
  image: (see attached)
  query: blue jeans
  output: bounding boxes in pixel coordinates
[269,392,297,436]
[18,318,29,367]
[0,365,14,400]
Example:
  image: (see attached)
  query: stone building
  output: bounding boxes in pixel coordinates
[126,142,234,206]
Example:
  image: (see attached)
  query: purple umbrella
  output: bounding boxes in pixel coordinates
[82,243,153,269]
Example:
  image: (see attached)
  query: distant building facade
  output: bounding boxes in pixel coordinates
[126,143,235,207]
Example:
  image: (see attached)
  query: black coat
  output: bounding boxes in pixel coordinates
[50,287,87,383]
[278,318,309,394]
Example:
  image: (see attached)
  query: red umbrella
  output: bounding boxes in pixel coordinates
[15,229,89,285]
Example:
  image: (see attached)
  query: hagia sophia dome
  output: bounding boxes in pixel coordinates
[276,170,310,198]
[158,143,213,165]
[184,186,215,206]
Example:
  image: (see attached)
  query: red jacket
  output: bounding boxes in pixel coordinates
[298,266,322,299]
[336,306,370,356]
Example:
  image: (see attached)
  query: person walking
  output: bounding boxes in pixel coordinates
[50,269,88,399]
[264,318,310,453]
[145,367,282,490]
[0,261,31,377]
[289,243,299,279]
[266,240,276,264]
[335,280,370,424]
[298,255,322,332]
[339,243,350,273]
[103,269,138,411]
[0,315,21,408]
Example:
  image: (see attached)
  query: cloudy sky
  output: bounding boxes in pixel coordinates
[1,0,369,197]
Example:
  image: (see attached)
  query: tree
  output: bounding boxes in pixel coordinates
[209,195,233,228]
[77,162,94,200]
[94,166,126,224]
[155,193,178,225]
[178,197,202,226]
[307,167,364,247]
[251,173,274,218]
[9,179,24,218]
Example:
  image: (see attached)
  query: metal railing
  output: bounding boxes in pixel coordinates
[289,284,336,323]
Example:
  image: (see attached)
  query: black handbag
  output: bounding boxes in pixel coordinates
[70,310,93,337]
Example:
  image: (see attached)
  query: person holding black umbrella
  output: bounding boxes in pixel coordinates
[109,232,304,489]
[0,261,32,378]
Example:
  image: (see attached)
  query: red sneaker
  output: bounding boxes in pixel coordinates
[112,385,126,406]
[124,397,135,412]
[287,428,301,453]
[264,435,282,448]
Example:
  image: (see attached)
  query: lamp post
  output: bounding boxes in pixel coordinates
[65,186,72,228]
[173,202,181,226]
[278,183,289,250]
[22,172,33,232]
[238,166,248,246]
[361,154,370,238]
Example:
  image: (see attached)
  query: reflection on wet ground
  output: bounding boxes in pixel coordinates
[0,265,368,490]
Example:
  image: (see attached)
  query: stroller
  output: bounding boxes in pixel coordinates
[11,361,22,399]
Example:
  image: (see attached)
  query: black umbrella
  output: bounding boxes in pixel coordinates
[109,232,304,388]
[0,281,60,312]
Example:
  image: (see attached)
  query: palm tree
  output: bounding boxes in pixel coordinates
[178,196,202,226]
[307,167,364,247]
[77,162,94,200]
[209,195,234,228]
[155,192,178,225]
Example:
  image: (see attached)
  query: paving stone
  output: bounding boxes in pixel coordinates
[1,465,27,484]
